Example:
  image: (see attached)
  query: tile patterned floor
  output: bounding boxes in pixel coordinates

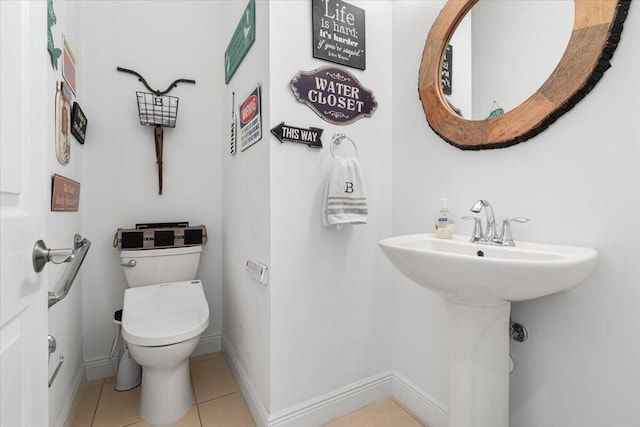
[70,352,425,427]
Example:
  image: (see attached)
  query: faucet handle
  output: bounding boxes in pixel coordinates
[461,216,483,242]
[500,217,530,246]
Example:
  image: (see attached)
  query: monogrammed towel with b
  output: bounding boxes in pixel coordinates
[322,157,368,228]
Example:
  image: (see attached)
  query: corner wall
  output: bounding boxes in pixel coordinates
[268,0,393,418]
[221,0,273,416]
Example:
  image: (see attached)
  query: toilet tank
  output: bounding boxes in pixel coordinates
[119,246,202,287]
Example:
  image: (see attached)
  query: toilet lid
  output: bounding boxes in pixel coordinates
[122,280,210,346]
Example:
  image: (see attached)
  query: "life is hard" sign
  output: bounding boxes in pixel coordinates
[312,0,366,70]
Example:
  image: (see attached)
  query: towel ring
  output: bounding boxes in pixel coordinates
[330,133,358,158]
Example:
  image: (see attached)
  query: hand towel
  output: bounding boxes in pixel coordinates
[323,157,368,228]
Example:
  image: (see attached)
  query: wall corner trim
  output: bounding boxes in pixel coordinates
[223,332,393,427]
[392,370,448,427]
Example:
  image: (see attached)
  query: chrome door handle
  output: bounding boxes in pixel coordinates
[48,335,56,361]
[32,240,74,273]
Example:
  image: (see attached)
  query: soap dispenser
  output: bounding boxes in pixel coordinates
[435,198,455,239]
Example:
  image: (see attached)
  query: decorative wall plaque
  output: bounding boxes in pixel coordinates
[55,81,71,165]
[270,122,323,148]
[225,0,256,84]
[62,37,77,95]
[290,66,377,125]
[312,0,366,70]
[239,84,262,151]
[51,174,80,211]
[71,102,87,144]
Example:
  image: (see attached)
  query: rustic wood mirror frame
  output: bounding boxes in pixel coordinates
[419,0,630,150]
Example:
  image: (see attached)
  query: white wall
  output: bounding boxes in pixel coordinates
[268,0,393,414]
[79,0,223,379]
[221,0,273,415]
[392,2,640,427]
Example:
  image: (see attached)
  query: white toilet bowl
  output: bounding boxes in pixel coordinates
[122,280,209,426]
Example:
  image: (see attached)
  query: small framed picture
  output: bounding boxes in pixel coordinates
[71,102,87,144]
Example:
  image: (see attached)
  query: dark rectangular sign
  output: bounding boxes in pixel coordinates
[312,0,366,70]
[71,102,87,144]
[442,44,452,95]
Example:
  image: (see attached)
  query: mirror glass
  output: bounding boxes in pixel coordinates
[446,0,574,120]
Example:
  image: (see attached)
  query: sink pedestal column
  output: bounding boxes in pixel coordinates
[444,300,511,427]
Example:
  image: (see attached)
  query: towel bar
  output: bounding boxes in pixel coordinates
[330,133,358,158]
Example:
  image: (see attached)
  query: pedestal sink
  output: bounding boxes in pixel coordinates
[379,234,597,427]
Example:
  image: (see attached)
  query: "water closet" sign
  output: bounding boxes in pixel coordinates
[290,66,377,125]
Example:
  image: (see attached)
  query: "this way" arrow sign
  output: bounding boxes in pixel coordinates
[270,122,323,148]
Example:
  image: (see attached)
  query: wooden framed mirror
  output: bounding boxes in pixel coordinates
[419,0,630,150]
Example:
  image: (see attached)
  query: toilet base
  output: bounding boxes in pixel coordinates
[127,335,200,426]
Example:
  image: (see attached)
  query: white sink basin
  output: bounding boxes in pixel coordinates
[379,233,597,305]
[379,233,597,427]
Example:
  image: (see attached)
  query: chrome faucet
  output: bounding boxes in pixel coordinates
[470,199,498,243]
[467,200,530,246]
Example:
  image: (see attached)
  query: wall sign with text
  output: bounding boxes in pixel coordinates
[312,0,365,70]
[270,122,323,148]
[225,0,256,84]
[291,66,377,125]
[442,44,452,95]
[51,174,80,212]
[239,84,262,151]
[71,102,87,144]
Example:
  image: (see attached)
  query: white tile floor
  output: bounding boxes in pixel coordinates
[70,352,426,427]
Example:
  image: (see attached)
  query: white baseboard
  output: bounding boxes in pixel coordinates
[392,370,448,427]
[221,334,271,426]
[268,370,393,427]
[85,357,117,381]
[57,363,86,427]
[84,333,221,381]
[192,333,222,357]
[222,334,394,427]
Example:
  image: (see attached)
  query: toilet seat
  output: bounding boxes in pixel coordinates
[122,280,209,346]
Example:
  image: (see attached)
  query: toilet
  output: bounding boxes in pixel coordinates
[119,245,209,426]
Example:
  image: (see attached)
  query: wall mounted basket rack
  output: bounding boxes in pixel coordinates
[117,67,195,194]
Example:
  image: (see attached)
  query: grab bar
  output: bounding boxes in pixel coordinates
[32,234,92,308]
[48,356,64,388]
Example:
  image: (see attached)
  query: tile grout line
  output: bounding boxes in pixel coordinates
[390,397,428,427]
[194,401,204,427]
[90,381,106,427]
[190,374,204,427]
[196,390,238,406]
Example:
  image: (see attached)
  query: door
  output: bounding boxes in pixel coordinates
[1,0,49,425]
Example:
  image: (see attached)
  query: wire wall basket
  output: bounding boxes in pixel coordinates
[136,91,179,128]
